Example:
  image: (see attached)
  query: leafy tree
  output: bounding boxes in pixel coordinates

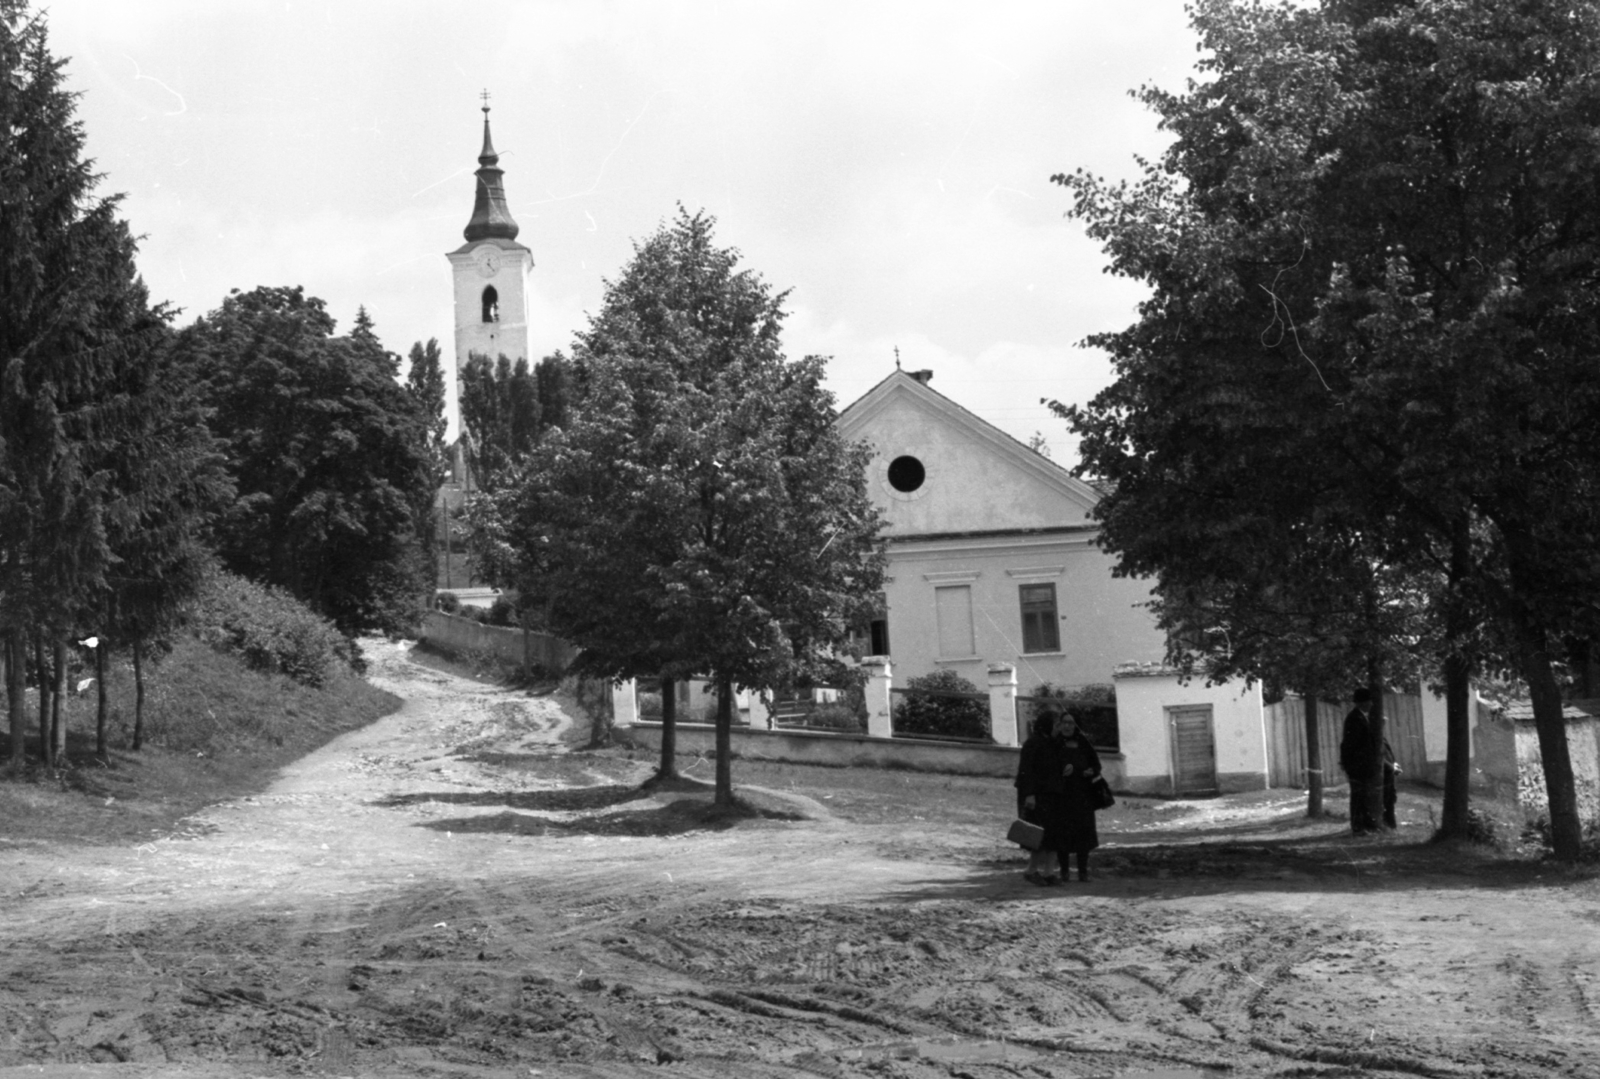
[176,287,435,637]
[471,209,885,802]
[1055,0,1600,857]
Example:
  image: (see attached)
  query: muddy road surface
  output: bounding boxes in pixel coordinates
[3,640,1599,1078]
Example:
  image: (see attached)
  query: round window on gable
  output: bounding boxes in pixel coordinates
[887,455,926,493]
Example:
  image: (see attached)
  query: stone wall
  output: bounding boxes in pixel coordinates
[621,720,1128,783]
[419,611,579,672]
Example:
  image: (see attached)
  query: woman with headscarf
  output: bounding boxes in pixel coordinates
[1023,706,1103,882]
[1014,710,1058,884]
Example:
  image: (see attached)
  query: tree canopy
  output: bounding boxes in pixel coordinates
[176,287,435,637]
[468,209,885,803]
[1055,0,1600,856]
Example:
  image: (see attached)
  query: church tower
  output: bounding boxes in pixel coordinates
[447,97,532,380]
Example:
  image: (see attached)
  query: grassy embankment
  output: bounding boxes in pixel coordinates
[0,577,401,847]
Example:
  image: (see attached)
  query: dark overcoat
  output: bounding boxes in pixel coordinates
[1018,731,1101,854]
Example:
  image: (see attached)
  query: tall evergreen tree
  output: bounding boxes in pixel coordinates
[0,1,192,768]
[406,338,449,477]
[406,337,449,592]
[458,349,570,492]
[95,332,232,754]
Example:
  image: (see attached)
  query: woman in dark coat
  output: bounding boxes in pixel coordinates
[1014,712,1057,884]
[1023,707,1103,882]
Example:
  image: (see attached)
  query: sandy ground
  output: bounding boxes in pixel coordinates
[3,639,1599,1078]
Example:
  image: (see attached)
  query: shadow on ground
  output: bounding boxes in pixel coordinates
[892,828,1597,906]
[377,778,815,838]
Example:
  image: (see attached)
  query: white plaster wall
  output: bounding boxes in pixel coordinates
[449,241,531,370]
[842,390,1095,536]
[1513,718,1600,824]
[1112,675,1174,785]
[1420,686,1486,766]
[883,537,1166,692]
[1112,673,1268,790]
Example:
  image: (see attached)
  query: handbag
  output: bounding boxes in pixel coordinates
[1006,818,1044,850]
[1090,776,1116,810]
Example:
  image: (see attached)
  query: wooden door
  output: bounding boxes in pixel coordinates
[1169,705,1218,794]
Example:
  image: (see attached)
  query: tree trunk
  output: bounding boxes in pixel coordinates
[658,676,679,781]
[6,632,23,769]
[1303,695,1323,817]
[1437,518,1474,839]
[1521,636,1583,862]
[132,637,146,752]
[1438,653,1473,838]
[51,639,67,764]
[442,500,452,591]
[95,643,109,760]
[1364,664,1387,830]
[714,677,734,806]
[34,635,52,769]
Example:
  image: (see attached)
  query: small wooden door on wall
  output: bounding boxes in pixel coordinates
[1168,705,1218,794]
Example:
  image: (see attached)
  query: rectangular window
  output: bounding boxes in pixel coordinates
[869,618,890,657]
[935,585,975,658]
[1019,583,1060,653]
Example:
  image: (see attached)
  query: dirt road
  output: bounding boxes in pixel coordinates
[3,640,1599,1078]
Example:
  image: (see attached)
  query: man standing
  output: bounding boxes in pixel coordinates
[1339,688,1397,833]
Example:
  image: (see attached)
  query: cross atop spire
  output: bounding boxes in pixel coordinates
[480,88,492,113]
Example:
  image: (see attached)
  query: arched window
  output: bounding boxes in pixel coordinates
[481,285,499,323]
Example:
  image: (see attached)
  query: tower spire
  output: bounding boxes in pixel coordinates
[463,91,520,242]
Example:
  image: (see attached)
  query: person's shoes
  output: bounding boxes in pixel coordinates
[1023,871,1044,885]
[1042,875,1062,886]
[1078,872,1090,882]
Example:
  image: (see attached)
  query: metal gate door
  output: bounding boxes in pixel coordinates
[1168,705,1218,794]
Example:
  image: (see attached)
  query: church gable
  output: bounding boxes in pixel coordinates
[837,370,1100,537]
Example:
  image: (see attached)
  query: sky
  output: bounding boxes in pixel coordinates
[45,0,1202,454]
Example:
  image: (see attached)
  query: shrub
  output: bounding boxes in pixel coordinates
[893,669,990,741]
[1029,681,1119,748]
[436,591,460,614]
[487,594,517,627]
[1464,806,1500,847]
[805,702,864,731]
[191,570,361,688]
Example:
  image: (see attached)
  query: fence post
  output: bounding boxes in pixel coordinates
[612,678,639,726]
[863,657,893,739]
[987,663,1019,747]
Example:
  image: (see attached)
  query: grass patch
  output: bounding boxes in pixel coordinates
[0,636,398,847]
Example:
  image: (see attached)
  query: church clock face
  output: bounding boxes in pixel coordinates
[473,245,502,277]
